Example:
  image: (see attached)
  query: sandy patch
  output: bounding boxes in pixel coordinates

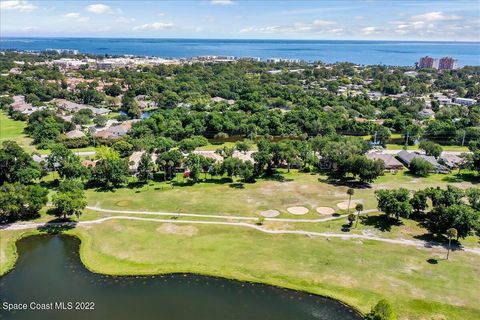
[263,222,294,230]
[336,200,362,210]
[156,223,198,237]
[115,200,132,207]
[287,206,309,215]
[112,224,125,232]
[260,210,280,218]
[316,207,335,215]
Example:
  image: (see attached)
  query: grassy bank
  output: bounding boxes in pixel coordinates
[1,212,479,319]
[65,221,479,320]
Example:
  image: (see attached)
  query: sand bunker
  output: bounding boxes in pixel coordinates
[260,210,280,218]
[316,207,335,215]
[336,200,362,210]
[287,206,309,215]
[156,223,198,237]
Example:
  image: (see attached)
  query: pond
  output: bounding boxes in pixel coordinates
[118,110,151,119]
[0,235,362,320]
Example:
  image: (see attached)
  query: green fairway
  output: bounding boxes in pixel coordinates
[85,170,476,218]
[0,111,40,153]
[2,166,480,320]
[385,143,469,152]
[2,160,479,320]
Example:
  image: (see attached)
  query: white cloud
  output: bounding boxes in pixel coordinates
[329,28,344,35]
[312,19,334,27]
[240,19,336,34]
[411,11,460,22]
[211,0,235,5]
[86,3,114,14]
[63,12,89,22]
[0,0,37,12]
[361,27,379,35]
[21,26,36,31]
[392,11,464,37]
[133,22,174,31]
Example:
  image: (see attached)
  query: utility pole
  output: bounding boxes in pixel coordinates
[461,131,466,147]
[405,131,409,148]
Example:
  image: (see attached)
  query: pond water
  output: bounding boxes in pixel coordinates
[0,235,362,320]
[118,110,151,119]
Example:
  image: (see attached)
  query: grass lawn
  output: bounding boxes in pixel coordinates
[196,141,258,151]
[1,111,97,155]
[386,143,469,152]
[0,111,41,153]
[85,170,477,218]
[3,222,478,319]
[3,166,479,319]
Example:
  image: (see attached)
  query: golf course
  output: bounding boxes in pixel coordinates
[1,168,479,320]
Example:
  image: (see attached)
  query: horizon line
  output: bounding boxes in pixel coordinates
[1,36,480,43]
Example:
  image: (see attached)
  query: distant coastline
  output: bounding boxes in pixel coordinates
[1,37,480,66]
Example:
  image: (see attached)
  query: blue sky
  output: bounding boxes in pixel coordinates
[1,0,479,40]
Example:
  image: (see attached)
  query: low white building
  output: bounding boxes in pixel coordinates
[454,97,477,106]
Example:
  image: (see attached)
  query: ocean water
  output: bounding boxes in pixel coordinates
[1,37,479,66]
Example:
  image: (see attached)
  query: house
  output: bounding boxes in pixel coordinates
[367,91,383,101]
[65,129,86,139]
[419,108,435,118]
[366,153,404,170]
[211,97,235,105]
[439,153,465,169]
[53,99,90,112]
[396,150,449,173]
[191,150,254,163]
[94,121,133,139]
[90,106,111,116]
[10,96,43,115]
[128,151,158,172]
[53,98,111,115]
[192,151,224,163]
[454,98,477,106]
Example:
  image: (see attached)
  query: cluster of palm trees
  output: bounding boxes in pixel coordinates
[345,187,459,260]
[346,188,364,228]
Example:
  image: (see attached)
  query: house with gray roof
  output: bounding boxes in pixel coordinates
[366,152,404,170]
[396,150,449,173]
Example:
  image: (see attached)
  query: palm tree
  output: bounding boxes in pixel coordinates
[347,213,356,227]
[355,203,364,228]
[446,228,457,260]
[347,188,355,214]
[159,159,167,181]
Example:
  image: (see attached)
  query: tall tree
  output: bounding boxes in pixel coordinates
[347,188,355,214]
[137,153,155,182]
[355,203,363,228]
[52,180,87,219]
[0,141,42,185]
[0,182,48,222]
[446,228,457,260]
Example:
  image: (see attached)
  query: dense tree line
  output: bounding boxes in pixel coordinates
[1,52,479,152]
[375,185,480,240]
